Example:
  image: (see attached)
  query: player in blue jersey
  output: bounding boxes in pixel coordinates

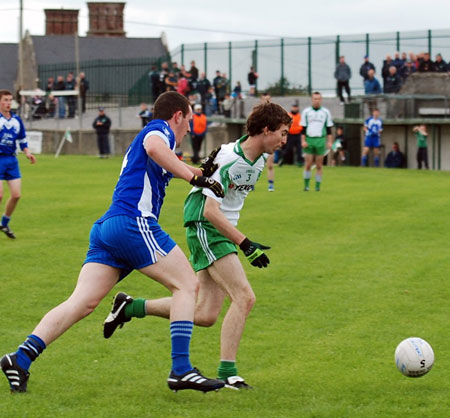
[0,90,36,239]
[1,91,225,394]
[361,108,383,167]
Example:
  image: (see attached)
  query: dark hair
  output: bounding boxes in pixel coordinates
[153,91,191,120]
[312,91,321,97]
[0,89,12,100]
[246,102,292,136]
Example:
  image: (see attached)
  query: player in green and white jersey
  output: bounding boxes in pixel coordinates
[103,102,291,390]
[300,92,333,191]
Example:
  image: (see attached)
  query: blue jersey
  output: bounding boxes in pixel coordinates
[364,117,383,138]
[0,113,27,155]
[99,119,176,222]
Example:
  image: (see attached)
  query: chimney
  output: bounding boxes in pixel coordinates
[87,2,126,37]
[45,9,79,35]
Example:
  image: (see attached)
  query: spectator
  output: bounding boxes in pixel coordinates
[433,54,447,72]
[364,69,382,94]
[384,66,402,94]
[159,62,170,94]
[92,107,111,158]
[233,81,242,99]
[138,103,152,127]
[53,75,66,119]
[164,70,178,91]
[148,65,160,102]
[190,104,207,164]
[65,72,76,118]
[176,72,190,97]
[382,54,393,83]
[188,60,199,86]
[359,55,376,83]
[384,142,405,168]
[362,108,383,167]
[413,124,429,169]
[222,93,233,118]
[401,60,416,82]
[213,71,226,114]
[197,72,211,110]
[171,61,181,77]
[393,52,405,70]
[45,76,55,93]
[247,66,258,96]
[330,126,346,166]
[418,52,433,72]
[78,72,89,113]
[415,52,424,69]
[204,86,216,116]
[46,94,56,118]
[280,103,303,166]
[334,56,352,104]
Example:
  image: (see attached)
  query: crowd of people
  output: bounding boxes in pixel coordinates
[335,51,450,103]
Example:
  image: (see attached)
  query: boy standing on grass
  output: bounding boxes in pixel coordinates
[361,108,383,167]
[413,124,429,169]
[0,89,36,239]
[1,91,225,394]
[102,101,292,390]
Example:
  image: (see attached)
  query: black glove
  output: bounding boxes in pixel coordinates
[190,175,224,198]
[199,147,221,177]
[239,238,271,268]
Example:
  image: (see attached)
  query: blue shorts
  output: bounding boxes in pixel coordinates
[84,215,176,280]
[0,155,21,181]
[364,135,381,148]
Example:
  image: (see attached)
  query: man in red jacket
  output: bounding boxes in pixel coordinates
[190,104,208,163]
[280,103,303,166]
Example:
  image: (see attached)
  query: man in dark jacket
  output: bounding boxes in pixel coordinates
[334,56,352,104]
[433,54,447,72]
[384,66,402,94]
[92,107,111,158]
[197,72,211,110]
[418,53,433,72]
[385,142,404,168]
[359,55,376,83]
[78,72,89,113]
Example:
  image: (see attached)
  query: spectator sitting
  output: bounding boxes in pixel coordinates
[384,66,402,94]
[384,142,405,168]
[222,93,233,118]
[330,126,346,166]
[359,55,376,83]
[433,54,447,72]
[138,103,152,127]
[418,52,433,72]
[165,71,178,91]
[364,69,382,94]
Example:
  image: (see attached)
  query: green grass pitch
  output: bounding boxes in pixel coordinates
[1,155,450,417]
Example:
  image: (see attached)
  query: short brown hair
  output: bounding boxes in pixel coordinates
[153,91,191,120]
[246,102,292,136]
[0,90,13,100]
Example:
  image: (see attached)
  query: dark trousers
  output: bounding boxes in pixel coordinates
[67,96,76,118]
[417,147,429,169]
[337,80,351,103]
[97,133,110,156]
[81,95,87,113]
[191,134,205,164]
[281,133,303,165]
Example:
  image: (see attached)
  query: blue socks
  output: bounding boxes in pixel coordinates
[16,334,46,371]
[1,215,10,227]
[361,155,368,166]
[170,321,193,376]
[374,156,380,167]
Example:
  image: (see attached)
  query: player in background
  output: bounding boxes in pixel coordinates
[0,89,36,239]
[361,108,383,167]
[1,91,225,394]
[102,102,292,390]
[301,92,333,191]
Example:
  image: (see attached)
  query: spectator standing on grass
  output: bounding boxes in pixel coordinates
[413,124,429,169]
[247,66,258,96]
[384,66,402,94]
[334,56,352,104]
[0,89,36,240]
[280,103,303,166]
[360,55,376,83]
[78,72,89,113]
[384,142,404,168]
[65,72,76,119]
[433,54,447,72]
[190,104,208,164]
[54,75,66,119]
[418,53,433,72]
[93,107,111,158]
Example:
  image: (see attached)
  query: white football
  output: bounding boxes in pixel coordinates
[395,337,434,377]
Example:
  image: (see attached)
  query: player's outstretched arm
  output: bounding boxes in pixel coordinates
[203,198,270,268]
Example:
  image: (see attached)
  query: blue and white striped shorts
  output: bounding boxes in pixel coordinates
[84,215,176,280]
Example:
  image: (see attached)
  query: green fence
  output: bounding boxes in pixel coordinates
[170,29,450,96]
[38,55,169,106]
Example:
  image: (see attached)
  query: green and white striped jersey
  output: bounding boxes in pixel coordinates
[184,136,266,227]
[300,106,334,138]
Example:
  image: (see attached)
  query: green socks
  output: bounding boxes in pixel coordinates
[218,360,238,379]
[124,298,147,319]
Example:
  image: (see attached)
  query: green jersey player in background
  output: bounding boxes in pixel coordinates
[104,102,291,389]
[300,92,333,191]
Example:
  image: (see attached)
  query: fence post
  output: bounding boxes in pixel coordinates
[254,40,258,94]
[308,37,312,95]
[181,44,184,66]
[366,33,369,57]
[228,41,232,92]
[281,38,285,96]
[396,31,400,52]
[204,42,207,76]
[335,35,340,64]
[428,30,432,55]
